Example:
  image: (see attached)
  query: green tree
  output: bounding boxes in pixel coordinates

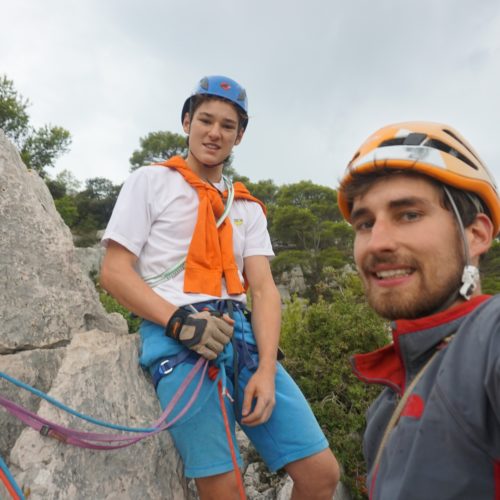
[46,178,67,200]
[273,205,318,249]
[276,181,341,221]
[129,131,187,171]
[20,125,71,175]
[272,182,343,250]
[83,177,117,200]
[46,169,82,200]
[0,75,71,176]
[231,177,279,206]
[270,249,311,275]
[55,169,82,195]
[482,239,500,294]
[55,195,79,227]
[73,177,121,233]
[0,74,29,143]
[269,182,352,299]
[280,271,389,499]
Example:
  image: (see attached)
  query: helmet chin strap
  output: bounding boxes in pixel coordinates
[425,187,479,316]
[443,186,479,301]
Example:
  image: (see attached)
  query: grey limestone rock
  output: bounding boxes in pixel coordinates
[0,348,65,458]
[8,330,187,500]
[0,130,126,354]
[74,246,105,278]
[276,266,307,302]
[0,131,188,499]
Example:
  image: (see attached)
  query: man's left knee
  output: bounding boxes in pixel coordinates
[286,449,340,496]
[313,451,340,493]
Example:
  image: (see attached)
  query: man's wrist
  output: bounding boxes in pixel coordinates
[165,308,191,340]
[257,356,278,373]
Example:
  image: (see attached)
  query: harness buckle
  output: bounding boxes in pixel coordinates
[40,424,67,443]
[159,359,173,376]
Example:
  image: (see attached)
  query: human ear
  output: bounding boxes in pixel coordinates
[467,213,494,261]
[182,113,191,134]
[234,129,244,146]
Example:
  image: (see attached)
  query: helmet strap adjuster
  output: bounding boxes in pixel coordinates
[460,265,480,300]
[443,186,481,301]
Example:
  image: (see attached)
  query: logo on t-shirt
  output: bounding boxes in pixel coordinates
[233,218,244,226]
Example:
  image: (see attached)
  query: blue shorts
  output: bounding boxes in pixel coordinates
[141,310,328,478]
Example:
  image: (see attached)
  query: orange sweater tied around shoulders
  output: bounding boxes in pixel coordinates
[157,156,267,297]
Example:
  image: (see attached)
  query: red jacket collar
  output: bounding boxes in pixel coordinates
[351,295,491,394]
[392,295,491,335]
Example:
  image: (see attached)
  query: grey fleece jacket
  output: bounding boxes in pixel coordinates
[351,294,500,500]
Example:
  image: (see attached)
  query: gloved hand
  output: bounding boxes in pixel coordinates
[165,308,234,360]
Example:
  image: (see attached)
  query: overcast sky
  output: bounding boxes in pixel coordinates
[2,0,500,191]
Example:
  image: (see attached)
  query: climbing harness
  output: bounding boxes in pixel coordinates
[149,300,255,500]
[142,175,235,288]
[152,336,257,390]
[152,350,200,389]
[152,301,259,412]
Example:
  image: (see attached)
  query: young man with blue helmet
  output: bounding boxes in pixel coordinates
[101,75,339,499]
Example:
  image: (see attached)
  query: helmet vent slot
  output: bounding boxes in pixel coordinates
[379,137,406,147]
[425,139,479,170]
[443,128,482,163]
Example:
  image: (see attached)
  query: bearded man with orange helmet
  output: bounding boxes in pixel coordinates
[337,121,500,499]
[100,76,339,499]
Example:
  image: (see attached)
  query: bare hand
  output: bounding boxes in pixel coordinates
[241,367,276,426]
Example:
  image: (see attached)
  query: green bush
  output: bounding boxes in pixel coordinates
[482,240,500,295]
[280,272,389,499]
[89,274,141,334]
[98,290,141,333]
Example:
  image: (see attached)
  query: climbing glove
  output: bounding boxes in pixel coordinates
[165,308,233,360]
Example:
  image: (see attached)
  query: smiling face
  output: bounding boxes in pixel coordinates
[183,98,243,181]
[351,174,465,319]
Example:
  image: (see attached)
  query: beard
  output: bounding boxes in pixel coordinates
[360,251,464,320]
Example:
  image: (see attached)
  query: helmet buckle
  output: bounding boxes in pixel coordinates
[460,265,480,300]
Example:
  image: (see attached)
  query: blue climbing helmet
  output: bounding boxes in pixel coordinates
[181,75,249,130]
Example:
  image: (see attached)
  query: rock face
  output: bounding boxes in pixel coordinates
[0,133,124,353]
[0,131,187,499]
[9,330,187,500]
[74,246,105,279]
[276,266,307,302]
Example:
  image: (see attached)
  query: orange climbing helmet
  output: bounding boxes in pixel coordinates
[337,121,500,234]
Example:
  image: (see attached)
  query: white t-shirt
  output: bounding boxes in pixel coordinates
[102,165,274,307]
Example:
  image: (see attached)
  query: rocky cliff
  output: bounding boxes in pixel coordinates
[0,131,188,499]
